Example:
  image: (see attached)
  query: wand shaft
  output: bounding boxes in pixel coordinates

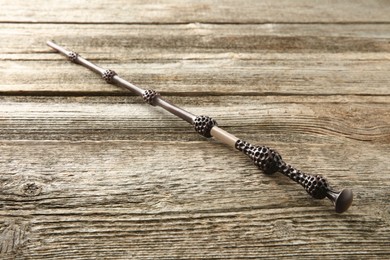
[47,41,196,124]
[47,40,238,148]
[47,41,353,213]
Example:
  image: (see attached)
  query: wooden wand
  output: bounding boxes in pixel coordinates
[47,41,353,213]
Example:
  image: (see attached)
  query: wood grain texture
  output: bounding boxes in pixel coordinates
[0,95,389,143]
[1,0,390,259]
[1,23,390,95]
[1,0,390,23]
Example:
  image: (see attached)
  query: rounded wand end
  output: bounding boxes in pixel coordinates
[334,188,353,213]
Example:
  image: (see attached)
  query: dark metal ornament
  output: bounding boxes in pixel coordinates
[67,51,78,62]
[194,116,217,138]
[235,140,281,174]
[235,139,353,212]
[102,69,117,83]
[142,89,160,106]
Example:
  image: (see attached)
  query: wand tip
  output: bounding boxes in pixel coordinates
[46,40,56,47]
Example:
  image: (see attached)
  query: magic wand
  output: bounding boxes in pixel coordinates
[47,41,353,213]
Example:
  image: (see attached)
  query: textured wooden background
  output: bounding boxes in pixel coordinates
[1,0,390,259]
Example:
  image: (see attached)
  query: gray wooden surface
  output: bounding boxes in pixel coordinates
[1,0,390,259]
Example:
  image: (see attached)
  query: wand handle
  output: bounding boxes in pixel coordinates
[47,41,353,213]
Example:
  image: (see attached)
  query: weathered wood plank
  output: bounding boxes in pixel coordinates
[3,23,390,56]
[0,140,389,259]
[1,0,390,23]
[1,23,389,95]
[0,95,389,143]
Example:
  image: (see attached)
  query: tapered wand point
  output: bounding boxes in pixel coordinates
[47,40,55,47]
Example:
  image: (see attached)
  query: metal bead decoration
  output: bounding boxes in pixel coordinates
[235,139,329,199]
[235,140,282,174]
[102,69,117,83]
[67,52,78,62]
[194,116,217,138]
[279,162,329,199]
[142,89,160,106]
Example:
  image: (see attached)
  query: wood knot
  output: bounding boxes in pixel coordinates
[21,182,41,197]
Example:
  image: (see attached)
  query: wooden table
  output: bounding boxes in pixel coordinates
[1,1,389,258]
